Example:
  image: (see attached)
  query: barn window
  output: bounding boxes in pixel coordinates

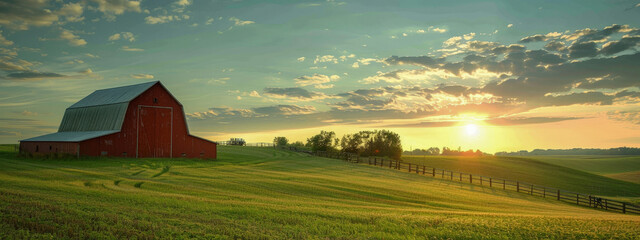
[181,153,186,157]
[35,145,39,152]
[200,152,204,157]
[49,145,52,150]
[101,151,108,156]
[153,97,158,103]
[122,152,127,157]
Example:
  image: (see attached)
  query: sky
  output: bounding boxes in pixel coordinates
[1,0,640,153]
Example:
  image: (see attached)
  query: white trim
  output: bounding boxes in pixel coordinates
[136,105,173,158]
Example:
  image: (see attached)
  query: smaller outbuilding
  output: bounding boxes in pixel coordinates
[20,81,217,159]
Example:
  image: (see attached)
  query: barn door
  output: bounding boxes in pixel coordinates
[137,106,173,158]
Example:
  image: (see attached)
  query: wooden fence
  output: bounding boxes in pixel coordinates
[299,149,640,215]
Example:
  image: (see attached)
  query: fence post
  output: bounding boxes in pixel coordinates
[368,158,371,165]
[450,171,453,180]
[623,203,626,214]
[516,182,520,192]
[422,166,426,175]
[589,196,592,207]
[470,174,473,184]
[432,168,436,177]
[442,170,444,178]
[380,159,383,167]
[489,178,492,187]
[480,176,483,186]
[503,180,506,190]
[389,160,392,168]
[530,185,533,195]
[416,165,419,174]
[543,188,546,198]
[557,190,560,201]
[605,199,608,210]
[576,194,579,205]
[460,173,462,181]
[408,163,411,172]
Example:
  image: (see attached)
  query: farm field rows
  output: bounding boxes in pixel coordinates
[1,146,639,239]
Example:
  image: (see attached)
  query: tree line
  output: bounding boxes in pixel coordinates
[495,147,640,156]
[273,130,403,160]
[404,146,486,156]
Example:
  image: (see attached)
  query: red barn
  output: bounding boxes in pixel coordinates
[20,81,217,159]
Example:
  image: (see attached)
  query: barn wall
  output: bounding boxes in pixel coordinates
[19,142,79,156]
[78,83,216,159]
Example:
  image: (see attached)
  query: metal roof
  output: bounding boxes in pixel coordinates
[69,81,157,109]
[58,102,129,132]
[20,130,119,142]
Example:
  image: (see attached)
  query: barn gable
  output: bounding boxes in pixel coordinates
[58,81,157,132]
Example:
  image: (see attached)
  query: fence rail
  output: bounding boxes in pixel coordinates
[293,148,640,215]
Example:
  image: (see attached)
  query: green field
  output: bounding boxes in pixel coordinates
[401,155,640,202]
[527,155,640,184]
[1,146,639,239]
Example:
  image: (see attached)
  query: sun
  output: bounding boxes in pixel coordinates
[465,123,479,136]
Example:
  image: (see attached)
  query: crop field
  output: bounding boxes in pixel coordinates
[1,146,639,239]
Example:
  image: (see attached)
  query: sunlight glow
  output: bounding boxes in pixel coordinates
[465,123,478,136]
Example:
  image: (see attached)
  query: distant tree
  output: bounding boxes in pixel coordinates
[273,136,289,147]
[427,147,440,155]
[306,130,338,152]
[290,141,305,148]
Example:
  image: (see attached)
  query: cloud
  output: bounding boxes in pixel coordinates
[121,46,144,51]
[229,17,254,26]
[314,55,338,64]
[60,29,87,46]
[205,17,214,25]
[297,57,305,62]
[92,0,141,15]
[145,15,183,24]
[3,70,65,80]
[600,35,640,56]
[507,24,513,28]
[0,56,32,71]
[21,110,38,116]
[131,74,154,79]
[57,2,84,22]
[295,74,339,89]
[175,0,191,6]
[428,26,447,33]
[108,32,135,42]
[263,87,332,101]
[0,0,59,30]
[187,107,255,119]
[608,110,640,124]
[253,105,317,116]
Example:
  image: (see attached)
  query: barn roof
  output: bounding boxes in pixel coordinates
[69,81,158,109]
[58,81,159,132]
[21,130,119,142]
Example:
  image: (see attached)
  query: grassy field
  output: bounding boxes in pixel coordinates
[527,155,640,184]
[401,155,640,201]
[1,146,639,239]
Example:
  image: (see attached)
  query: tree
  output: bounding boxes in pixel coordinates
[290,141,305,148]
[273,136,289,147]
[360,130,402,160]
[306,130,338,152]
[340,133,365,154]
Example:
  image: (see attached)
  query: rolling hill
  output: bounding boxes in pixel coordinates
[0,146,639,239]
[401,155,640,200]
